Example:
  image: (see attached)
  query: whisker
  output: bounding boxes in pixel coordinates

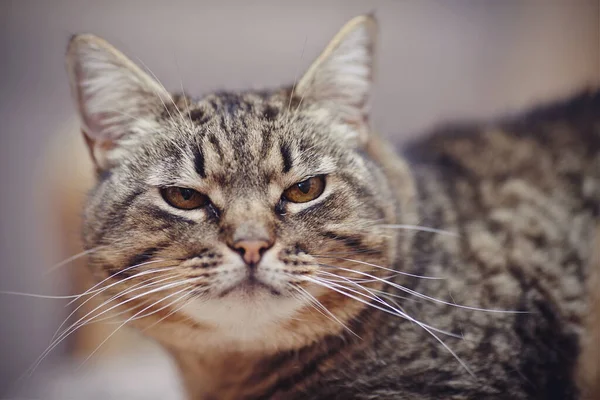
[317,262,526,314]
[54,272,182,343]
[0,291,84,300]
[77,287,193,369]
[315,256,443,280]
[26,276,190,377]
[140,290,199,332]
[316,271,415,301]
[311,249,380,257]
[304,275,474,376]
[361,285,422,303]
[315,272,400,285]
[46,246,105,273]
[58,273,181,328]
[53,266,179,340]
[291,284,360,338]
[68,259,169,305]
[87,299,154,325]
[313,272,464,339]
[68,265,178,306]
[376,224,459,237]
[0,262,174,302]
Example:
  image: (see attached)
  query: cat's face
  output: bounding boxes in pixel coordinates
[68,16,399,350]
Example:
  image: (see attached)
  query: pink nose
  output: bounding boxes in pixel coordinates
[233,240,272,266]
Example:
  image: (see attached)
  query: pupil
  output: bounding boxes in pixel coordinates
[180,188,193,200]
[297,180,311,194]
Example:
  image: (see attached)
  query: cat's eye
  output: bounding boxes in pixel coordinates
[160,187,208,210]
[282,176,326,203]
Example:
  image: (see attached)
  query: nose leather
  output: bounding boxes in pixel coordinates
[233,239,272,266]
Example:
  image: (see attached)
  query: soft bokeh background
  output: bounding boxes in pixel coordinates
[1,0,598,398]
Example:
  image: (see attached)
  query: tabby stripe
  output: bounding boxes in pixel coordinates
[144,205,196,225]
[190,108,210,125]
[260,127,273,158]
[322,231,378,255]
[207,133,224,158]
[127,247,161,269]
[116,246,163,277]
[193,146,206,178]
[97,187,144,243]
[280,142,293,173]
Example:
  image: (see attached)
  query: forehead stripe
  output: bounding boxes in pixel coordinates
[193,146,206,178]
[208,133,224,158]
[280,142,293,173]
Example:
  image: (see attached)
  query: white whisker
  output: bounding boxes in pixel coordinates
[292,284,360,338]
[54,273,183,344]
[140,290,199,332]
[304,275,475,376]
[314,272,464,339]
[26,276,192,377]
[317,263,526,314]
[67,259,168,305]
[316,255,444,280]
[77,287,193,369]
[0,291,83,300]
[0,263,174,302]
[377,224,459,237]
[46,246,105,273]
[61,273,182,327]
[52,266,178,340]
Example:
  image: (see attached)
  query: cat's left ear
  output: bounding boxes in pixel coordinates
[296,15,377,144]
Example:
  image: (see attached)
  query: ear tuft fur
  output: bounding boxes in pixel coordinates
[296,15,378,142]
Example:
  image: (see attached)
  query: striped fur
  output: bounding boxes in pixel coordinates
[65,15,599,399]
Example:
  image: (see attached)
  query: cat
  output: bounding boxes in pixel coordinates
[62,14,600,399]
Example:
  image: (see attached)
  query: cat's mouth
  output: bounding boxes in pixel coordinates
[218,275,282,298]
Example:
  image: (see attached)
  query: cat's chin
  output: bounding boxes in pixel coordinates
[179,288,306,344]
[216,276,282,299]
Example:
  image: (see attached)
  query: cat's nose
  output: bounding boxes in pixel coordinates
[232,239,273,267]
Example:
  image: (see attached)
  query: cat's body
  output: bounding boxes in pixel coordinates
[296,93,600,400]
[165,92,600,400]
[62,16,599,400]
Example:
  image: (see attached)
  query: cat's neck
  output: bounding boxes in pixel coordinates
[165,314,378,400]
[166,341,328,399]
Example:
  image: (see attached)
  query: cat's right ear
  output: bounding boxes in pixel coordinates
[66,34,171,170]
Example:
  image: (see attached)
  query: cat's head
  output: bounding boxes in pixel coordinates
[67,16,402,351]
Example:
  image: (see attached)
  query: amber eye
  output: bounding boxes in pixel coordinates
[282,175,326,203]
[160,187,208,210]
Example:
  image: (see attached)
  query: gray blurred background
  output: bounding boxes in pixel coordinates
[1,0,599,398]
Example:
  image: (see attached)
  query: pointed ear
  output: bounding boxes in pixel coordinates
[296,15,377,142]
[66,34,172,170]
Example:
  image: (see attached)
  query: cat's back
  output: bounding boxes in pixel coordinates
[392,89,600,399]
[404,89,600,288]
[406,89,600,181]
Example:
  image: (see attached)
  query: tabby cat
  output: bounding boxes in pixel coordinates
[64,15,599,399]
